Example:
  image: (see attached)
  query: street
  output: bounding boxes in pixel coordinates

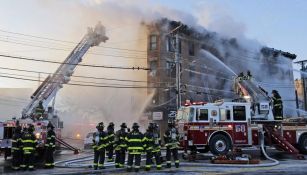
[1,145,307,175]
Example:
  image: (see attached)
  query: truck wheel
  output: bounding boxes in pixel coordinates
[298,134,307,154]
[209,134,231,155]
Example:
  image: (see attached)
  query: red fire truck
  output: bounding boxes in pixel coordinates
[176,76,307,157]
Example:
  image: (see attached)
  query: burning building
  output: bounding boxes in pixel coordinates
[146,19,297,134]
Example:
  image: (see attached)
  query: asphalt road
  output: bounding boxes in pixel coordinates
[1,146,307,175]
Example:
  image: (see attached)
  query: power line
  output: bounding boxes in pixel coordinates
[0,29,147,53]
[0,74,169,89]
[0,39,147,59]
[0,54,149,70]
[0,66,174,85]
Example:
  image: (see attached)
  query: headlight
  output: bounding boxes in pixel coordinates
[35,133,41,139]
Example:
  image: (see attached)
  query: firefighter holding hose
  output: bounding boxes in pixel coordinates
[272,90,283,120]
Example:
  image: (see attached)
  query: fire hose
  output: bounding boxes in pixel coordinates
[181,131,279,168]
[55,131,279,169]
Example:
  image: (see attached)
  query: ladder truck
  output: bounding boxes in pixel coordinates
[176,74,307,159]
[0,22,108,159]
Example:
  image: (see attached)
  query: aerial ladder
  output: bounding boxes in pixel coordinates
[234,73,303,158]
[20,22,108,153]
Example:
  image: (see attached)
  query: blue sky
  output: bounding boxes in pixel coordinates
[153,0,307,59]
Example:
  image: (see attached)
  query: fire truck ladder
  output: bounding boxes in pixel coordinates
[263,125,305,159]
[55,137,80,154]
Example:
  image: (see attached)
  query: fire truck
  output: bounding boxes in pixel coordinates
[0,22,108,158]
[176,75,307,158]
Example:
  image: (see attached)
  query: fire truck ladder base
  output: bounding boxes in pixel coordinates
[264,125,305,160]
[55,137,80,154]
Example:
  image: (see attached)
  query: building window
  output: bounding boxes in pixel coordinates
[167,37,181,53]
[196,109,208,121]
[233,106,246,121]
[149,61,157,77]
[189,42,195,56]
[149,35,157,50]
[189,64,196,78]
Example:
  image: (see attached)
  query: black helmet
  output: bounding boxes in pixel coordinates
[15,126,22,133]
[28,124,35,132]
[148,123,154,130]
[132,123,139,130]
[47,122,54,129]
[96,122,104,130]
[108,122,114,127]
[272,90,278,94]
[168,121,174,128]
[120,123,127,128]
[153,123,159,130]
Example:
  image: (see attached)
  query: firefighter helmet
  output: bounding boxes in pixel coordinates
[47,122,54,129]
[120,122,127,128]
[168,120,174,128]
[108,122,115,127]
[148,122,155,130]
[272,90,278,94]
[15,126,22,133]
[96,122,104,130]
[132,122,139,130]
[28,124,35,132]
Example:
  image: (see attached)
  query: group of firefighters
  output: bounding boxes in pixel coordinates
[11,121,56,171]
[92,121,180,172]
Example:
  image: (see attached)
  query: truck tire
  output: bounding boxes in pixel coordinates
[209,134,231,155]
[298,134,307,154]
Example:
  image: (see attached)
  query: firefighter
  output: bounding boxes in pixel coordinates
[114,123,128,168]
[92,122,108,170]
[11,124,23,170]
[144,123,162,171]
[21,124,37,171]
[247,70,252,80]
[126,123,144,172]
[35,101,45,120]
[272,90,283,120]
[106,122,115,162]
[164,121,180,168]
[44,122,56,168]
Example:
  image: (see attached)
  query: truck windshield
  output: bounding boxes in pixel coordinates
[177,107,194,122]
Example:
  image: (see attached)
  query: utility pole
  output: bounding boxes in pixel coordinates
[295,60,307,110]
[175,33,181,110]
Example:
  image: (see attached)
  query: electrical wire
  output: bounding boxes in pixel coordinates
[0,29,147,53]
[0,54,149,70]
[0,74,169,89]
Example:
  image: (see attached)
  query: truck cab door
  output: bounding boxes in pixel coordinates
[232,106,248,145]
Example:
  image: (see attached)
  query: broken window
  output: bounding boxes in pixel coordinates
[149,35,157,50]
[167,37,181,53]
[149,61,157,76]
[188,42,195,56]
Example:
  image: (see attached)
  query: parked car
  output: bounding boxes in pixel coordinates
[84,132,94,149]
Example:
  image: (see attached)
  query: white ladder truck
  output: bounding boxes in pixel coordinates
[0,22,108,158]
